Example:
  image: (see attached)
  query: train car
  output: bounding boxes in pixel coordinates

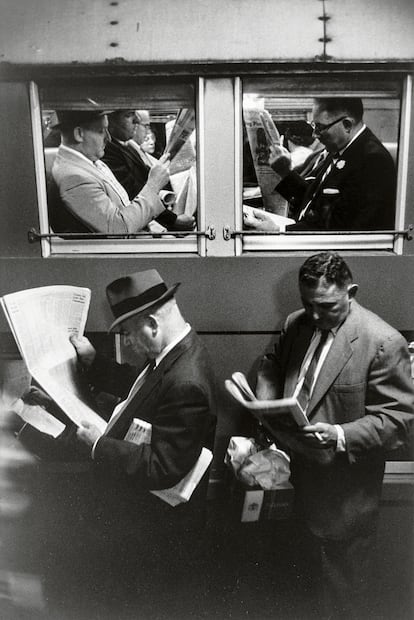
[0,1,413,618]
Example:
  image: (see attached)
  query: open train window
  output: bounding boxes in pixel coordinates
[239,75,407,253]
[30,79,204,256]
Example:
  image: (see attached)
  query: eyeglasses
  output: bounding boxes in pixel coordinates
[309,115,347,135]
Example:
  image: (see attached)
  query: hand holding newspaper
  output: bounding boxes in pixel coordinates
[1,285,106,434]
[163,108,196,161]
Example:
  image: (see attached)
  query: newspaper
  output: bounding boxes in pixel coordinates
[243,204,295,232]
[12,398,66,438]
[243,106,288,216]
[164,110,197,216]
[1,286,106,433]
[124,416,212,507]
[164,108,196,162]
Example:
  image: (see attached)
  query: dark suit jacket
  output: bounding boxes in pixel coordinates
[264,301,414,540]
[276,128,396,230]
[102,140,177,229]
[85,329,217,541]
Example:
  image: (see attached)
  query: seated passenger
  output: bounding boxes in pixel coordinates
[282,121,321,170]
[102,110,194,231]
[246,98,396,232]
[51,109,172,234]
[141,130,157,157]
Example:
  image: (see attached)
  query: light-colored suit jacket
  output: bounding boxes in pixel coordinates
[52,146,165,233]
[260,301,414,539]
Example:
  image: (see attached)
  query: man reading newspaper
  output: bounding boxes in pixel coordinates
[17,269,217,615]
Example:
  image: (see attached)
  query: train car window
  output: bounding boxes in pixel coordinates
[31,80,202,256]
[241,76,403,252]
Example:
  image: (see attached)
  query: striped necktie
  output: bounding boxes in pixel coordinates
[296,330,330,412]
[298,154,334,220]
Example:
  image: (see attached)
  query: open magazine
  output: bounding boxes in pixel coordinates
[1,285,106,433]
[124,417,212,506]
[225,372,309,428]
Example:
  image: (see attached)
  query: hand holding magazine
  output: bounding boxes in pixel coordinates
[225,372,309,427]
[226,373,328,457]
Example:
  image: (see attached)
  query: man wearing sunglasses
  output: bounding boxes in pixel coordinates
[247,97,396,232]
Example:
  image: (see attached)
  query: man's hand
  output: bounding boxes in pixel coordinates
[76,421,102,448]
[243,207,280,232]
[173,214,196,231]
[299,423,338,449]
[147,153,171,193]
[70,335,96,368]
[23,385,54,409]
[268,144,291,178]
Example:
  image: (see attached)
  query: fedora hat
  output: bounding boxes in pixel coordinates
[106,269,180,332]
[50,108,112,129]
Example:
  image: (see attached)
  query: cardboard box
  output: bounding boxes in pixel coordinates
[231,480,294,522]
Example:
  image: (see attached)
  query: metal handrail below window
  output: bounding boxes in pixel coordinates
[223,225,413,241]
[28,226,216,242]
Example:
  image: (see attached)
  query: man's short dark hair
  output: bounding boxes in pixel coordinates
[299,252,353,288]
[314,97,364,123]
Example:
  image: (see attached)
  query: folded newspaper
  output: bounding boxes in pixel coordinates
[164,108,196,161]
[225,372,309,427]
[243,204,295,232]
[125,418,212,507]
[243,105,287,215]
[1,285,106,433]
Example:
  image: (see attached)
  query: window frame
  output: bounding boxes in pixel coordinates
[29,68,413,258]
[236,74,412,256]
[30,78,206,257]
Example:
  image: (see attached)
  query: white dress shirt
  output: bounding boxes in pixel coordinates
[294,328,346,451]
[91,323,192,457]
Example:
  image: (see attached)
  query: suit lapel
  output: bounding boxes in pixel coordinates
[118,141,150,173]
[307,304,360,418]
[57,147,127,201]
[107,330,195,437]
[313,128,369,196]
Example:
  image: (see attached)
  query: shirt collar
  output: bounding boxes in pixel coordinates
[337,124,366,156]
[154,323,191,367]
[60,144,96,167]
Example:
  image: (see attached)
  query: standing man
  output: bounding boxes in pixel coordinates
[70,269,217,609]
[246,98,396,231]
[20,269,217,615]
[256,252,413,618]
[51,109,171,234]
[102,109,194,231]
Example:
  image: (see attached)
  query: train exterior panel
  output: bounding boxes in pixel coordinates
[0,1,413,617]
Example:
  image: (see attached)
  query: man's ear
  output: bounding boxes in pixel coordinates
[347,283,359,299]
[148,315,158,336]
[73,126,83,143]
[342,118,353,132]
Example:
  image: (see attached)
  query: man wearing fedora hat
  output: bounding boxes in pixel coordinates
[68,269,217,610]
[49,108,172,234]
